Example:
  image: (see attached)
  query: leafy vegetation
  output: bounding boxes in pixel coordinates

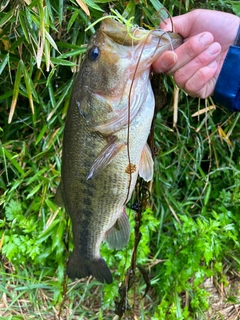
[1,0,240,319]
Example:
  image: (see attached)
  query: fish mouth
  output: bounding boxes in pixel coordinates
[100,18,154,45]
[100,18,141,45]
[99,17,182,48]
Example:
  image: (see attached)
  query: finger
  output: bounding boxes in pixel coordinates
[160,18,173,31]
[167,32,215,74]
[152,51,178,73]
[173,42,221,88]
[182,61,218,98]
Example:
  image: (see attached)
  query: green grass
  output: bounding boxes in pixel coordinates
[1,0,240,319]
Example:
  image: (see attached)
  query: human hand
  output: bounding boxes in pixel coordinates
[153,9,240,98]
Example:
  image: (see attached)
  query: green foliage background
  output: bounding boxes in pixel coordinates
[1,0,240,319]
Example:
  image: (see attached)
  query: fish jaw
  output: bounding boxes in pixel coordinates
[99,18,182,77]
[127,31,182,78]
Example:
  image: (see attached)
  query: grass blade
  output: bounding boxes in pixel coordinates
[0,53,9,75]
[0,9,13,27]
[8,60,23,123]
[0,147,25,176]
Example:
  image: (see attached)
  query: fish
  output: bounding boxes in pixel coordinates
[56,18,182,284]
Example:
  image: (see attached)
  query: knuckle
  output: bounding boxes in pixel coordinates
[184,39,200,58]
[193,55,206,66]
[174,70,186,88]
[184,70,208,98]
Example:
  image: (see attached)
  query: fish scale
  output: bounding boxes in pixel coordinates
[56,18,182,283]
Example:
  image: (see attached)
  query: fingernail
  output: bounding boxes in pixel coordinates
[162,53,177,68]
[207,43,221,55]
[208,61,217,69]
[199,32,213,45]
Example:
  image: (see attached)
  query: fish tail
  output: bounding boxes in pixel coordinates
[67,250,112,284]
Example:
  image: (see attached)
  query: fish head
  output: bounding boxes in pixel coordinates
[80,18,182,97]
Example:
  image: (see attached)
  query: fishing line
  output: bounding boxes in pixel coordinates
[85,9,136,33]
[124,27,174,204]
[121,27,176,313]
[124,29,155,205]
[116,22,178,317]
[123,30,159,314]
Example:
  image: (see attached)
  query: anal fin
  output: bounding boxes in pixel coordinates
[105,209,130,250]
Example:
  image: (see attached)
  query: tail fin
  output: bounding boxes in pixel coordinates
[67,250,112,284]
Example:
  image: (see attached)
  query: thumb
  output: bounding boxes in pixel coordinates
[160,18,173,31]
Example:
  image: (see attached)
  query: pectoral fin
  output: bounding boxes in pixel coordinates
[87,137,125,180]
[105,209,130,250]
[138,143,154,182]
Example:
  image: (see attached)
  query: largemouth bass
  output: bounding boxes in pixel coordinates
[56,18,182,284]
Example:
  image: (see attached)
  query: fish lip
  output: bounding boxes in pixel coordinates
[99,18,151,45]
[100,18,182,48]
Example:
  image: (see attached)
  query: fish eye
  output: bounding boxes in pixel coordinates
[88,46,100,61]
